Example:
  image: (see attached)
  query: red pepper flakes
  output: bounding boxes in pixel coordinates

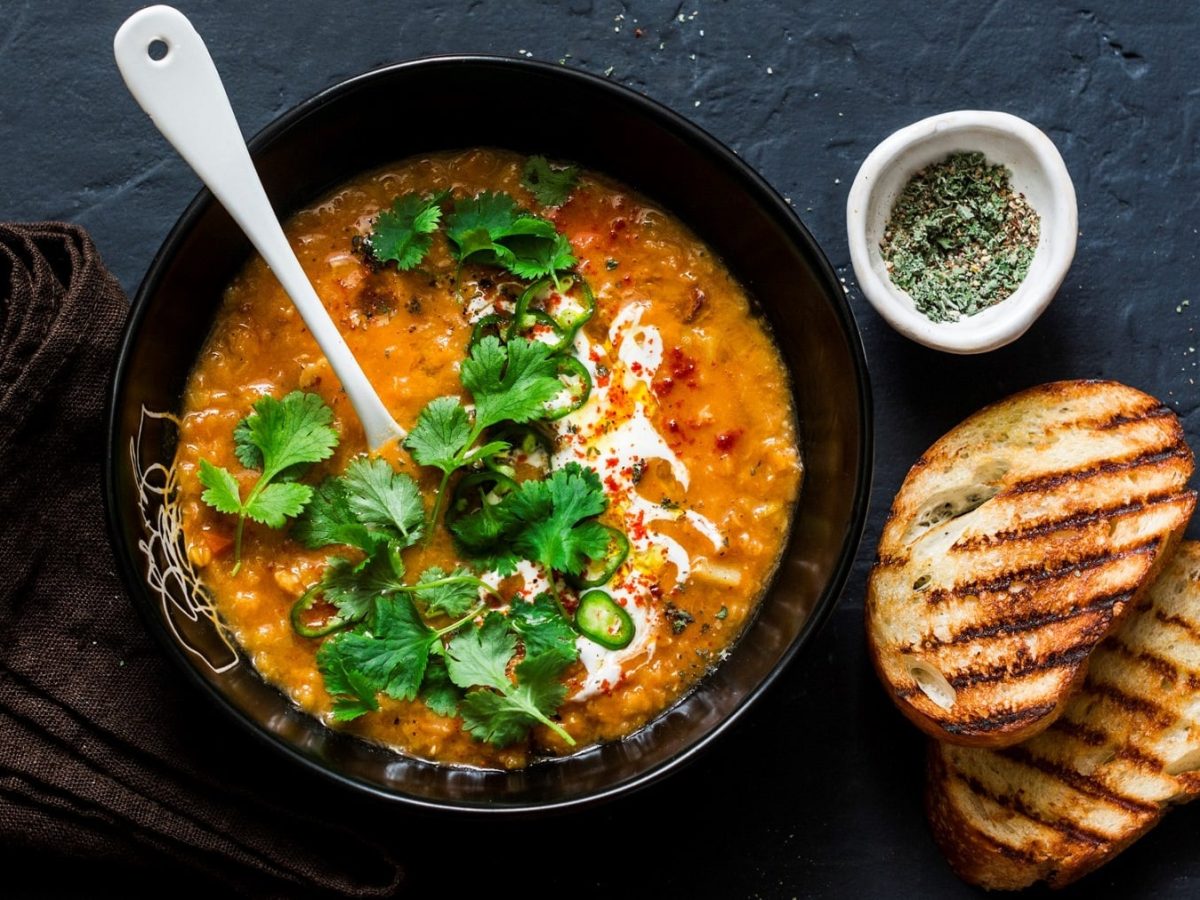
[653,376,674,397]
[630,360,643,376]
[605,456,619,469]
[716,429,742,453]
[604,474,621,494]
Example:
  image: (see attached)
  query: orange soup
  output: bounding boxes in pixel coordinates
[174,148,801,768]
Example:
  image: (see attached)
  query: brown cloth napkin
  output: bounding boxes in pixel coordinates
[0,223,403,897]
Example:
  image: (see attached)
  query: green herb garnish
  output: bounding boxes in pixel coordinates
[521,156,579,207]
[445,191,576,286]
[365,191,447,270]
[447,613,575,746]
[198,391,339,573]
[404,335,562,531]
[880,151,1040,322]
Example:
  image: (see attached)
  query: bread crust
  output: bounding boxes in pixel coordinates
[867,380,1195,747]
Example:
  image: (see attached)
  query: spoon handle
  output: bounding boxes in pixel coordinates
[114,5,405,450]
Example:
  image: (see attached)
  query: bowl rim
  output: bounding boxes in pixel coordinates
[104,53,874,813]
[846,108,1078,354]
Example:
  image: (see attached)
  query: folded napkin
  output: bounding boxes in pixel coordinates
[0,223,402,897]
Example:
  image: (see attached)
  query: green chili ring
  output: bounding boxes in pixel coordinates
[575,590,635,650]
[469,313,511,350]
[290,584,350,638]
[509,309,569,352]
[541,355,592,420]
[556,276,595,334]
[570,525,630,589]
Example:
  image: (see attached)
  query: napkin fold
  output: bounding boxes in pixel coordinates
[0,223,402,897]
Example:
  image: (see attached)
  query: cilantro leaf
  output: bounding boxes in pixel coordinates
[510,593,580,661]
[453,462,610,579]
[444,191,573,282]
[317,595,438,708]
[463,336,561,430]
[366,191,446,270]
[292,478,377,552]
[419,653,462,717]
[457,649,573,747]
[509,465,609,576]
[504,231,576,282]
[232,418,262,470]
[318,544,407,624]
[404,396,472,473]
[243,481,313,527]
[318,651,380,722]
[521,157,579,207]
[198,391,338,571]
[445,613,515,693]
[341,457,425,546]
[243,391,339,478]
[413,566,480,618]
[198,460,242,516]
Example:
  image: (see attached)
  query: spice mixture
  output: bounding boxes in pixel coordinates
[880,151,1040,323]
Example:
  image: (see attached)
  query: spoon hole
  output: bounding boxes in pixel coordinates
[147,38,169,62]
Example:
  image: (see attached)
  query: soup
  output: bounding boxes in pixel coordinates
[174,148,801,768]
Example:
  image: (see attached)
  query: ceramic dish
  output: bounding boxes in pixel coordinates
[105,56,872,812]
[847,109,1077,354]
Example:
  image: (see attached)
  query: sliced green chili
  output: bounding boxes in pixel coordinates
[541,355,592,420]
[290,584,351,638]
[575,590,635,650]
[571,525,629,589]
[469,313,510,350]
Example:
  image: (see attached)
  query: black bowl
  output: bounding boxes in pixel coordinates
[105,56,872,812]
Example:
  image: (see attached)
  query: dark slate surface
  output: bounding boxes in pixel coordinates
[4,0,1199,896]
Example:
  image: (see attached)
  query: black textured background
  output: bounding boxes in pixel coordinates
[4,1,1199,896]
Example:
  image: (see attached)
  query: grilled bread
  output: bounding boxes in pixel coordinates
[867,380,1195,747]
[926,541,1200,889]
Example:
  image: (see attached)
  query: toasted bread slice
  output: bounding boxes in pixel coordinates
[867,380,1195,746]
[926,541,1200,889]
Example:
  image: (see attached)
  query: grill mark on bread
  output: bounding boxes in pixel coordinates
[1154,608,1200,643]
[926,538,1160,605]
[1054,718,1170,772]
[939,702,1058,735]
[952,493,1186,552]
[997,745,1160,815]
[933,590,1134,647]
[953,771,1109,846]
[944,640,1096,689]
[1007,443,1189,495]
[1103,638,1200,690]
[1086,681,1176,729]
[1095,402,1175,430]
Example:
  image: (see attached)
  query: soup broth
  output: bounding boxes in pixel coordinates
[175,148,801,768]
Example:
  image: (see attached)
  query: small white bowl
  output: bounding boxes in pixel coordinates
[846,110,1077,354]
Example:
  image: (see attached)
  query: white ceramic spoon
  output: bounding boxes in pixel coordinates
[114,5,406,450]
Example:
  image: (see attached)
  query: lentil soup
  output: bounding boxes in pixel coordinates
[175,148,802,769]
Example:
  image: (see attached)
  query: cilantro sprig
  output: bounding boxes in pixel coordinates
[445,192,576,287]
[452,462,611,612]
[198,391,339,573]
[521,156,579,208]
[404,335,562,532]
[364,190,447,270]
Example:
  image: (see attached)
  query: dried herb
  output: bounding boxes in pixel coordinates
[880,152,1040,323]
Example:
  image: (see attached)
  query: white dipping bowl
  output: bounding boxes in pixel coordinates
[847,110,1077,354]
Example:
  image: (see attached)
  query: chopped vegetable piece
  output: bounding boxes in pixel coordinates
[575,590,634,650]
[542,355,592,420]
[571,525,630,589]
